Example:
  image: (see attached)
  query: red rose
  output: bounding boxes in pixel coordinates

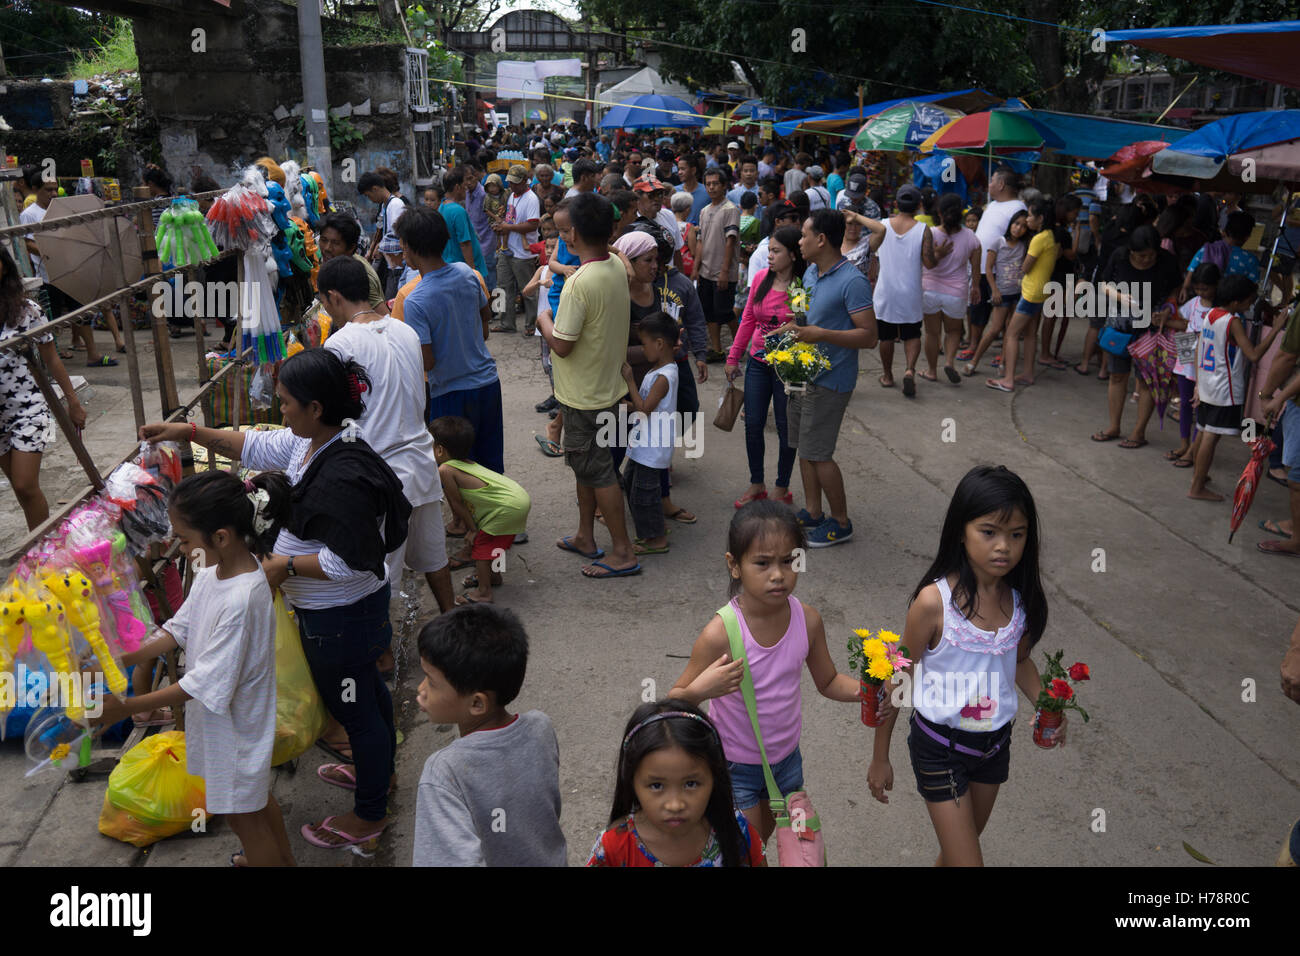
[1068,662,1090,682]
[1048,679,1073,701]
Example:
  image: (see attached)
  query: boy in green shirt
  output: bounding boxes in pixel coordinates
[433,416,532,605]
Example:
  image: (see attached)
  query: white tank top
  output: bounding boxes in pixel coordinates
[873,219,925,324]
[1195,308,1244,407]
[912,576,1024,732]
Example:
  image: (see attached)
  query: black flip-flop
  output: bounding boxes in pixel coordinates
[943,366,961,384]
[902,374,916,398]
[315,739,354,765]
[1267,471,1290,488]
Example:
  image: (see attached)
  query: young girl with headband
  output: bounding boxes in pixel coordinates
[94,470,295,866]
[587,700,766,867]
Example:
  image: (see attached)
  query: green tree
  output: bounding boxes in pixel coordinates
[0,1,116,79]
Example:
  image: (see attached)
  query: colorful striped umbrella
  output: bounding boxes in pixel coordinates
[918,110,1059,153]
[852,102,964,153]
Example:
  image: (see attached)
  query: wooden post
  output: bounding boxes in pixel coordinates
[132,186,180,418]
[21,346,103,491]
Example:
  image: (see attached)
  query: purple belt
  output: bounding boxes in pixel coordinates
[914,715,1011,759]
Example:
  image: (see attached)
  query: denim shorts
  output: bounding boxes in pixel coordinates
[908,713,1012,803]
[1281,401,1300,483]
[1013,296,1043,317]
[727,746,803,811]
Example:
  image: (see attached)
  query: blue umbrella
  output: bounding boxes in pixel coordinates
[600,94,709,130]
[1150,109,1300,178]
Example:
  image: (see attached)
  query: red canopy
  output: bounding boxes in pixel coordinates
[1104,21,1300,90]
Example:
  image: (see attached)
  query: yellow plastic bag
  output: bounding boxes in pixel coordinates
[271,593,328,766]
[97,730,206,848]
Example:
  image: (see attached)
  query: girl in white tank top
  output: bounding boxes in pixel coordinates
[867,465,1055,867]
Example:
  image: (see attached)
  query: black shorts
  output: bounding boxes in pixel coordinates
[908,712,1012,803]
[877,320,922,342]
[1196,401,1243,436]
[696,277,736,325]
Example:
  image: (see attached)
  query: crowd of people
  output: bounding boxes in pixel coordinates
[4,117,1300,867]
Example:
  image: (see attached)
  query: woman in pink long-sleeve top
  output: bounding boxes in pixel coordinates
[725,226,804,509]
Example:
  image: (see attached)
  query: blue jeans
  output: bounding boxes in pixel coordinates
[743,356,795,488]
[296,584,395,823]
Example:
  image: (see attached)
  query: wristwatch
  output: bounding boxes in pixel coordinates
[286,555,297,577]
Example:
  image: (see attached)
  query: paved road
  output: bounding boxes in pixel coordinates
[2,324,1297,867]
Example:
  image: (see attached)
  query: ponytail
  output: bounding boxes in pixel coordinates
[170,470,291,555]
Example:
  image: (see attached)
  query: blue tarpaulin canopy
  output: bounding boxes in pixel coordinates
[1003,108,1190,160]
[1149,109,1300,177]
[772,89,999,137]
[1103,20,1300,90]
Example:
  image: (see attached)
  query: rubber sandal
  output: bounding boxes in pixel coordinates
[1118,438,1148,449]
[943,366,961,384]
[1163,449,1183,461]
[902,374,916,398]
[1074,365,1090,375]
[1171,457,1193,468]
[878,375,895,388]
[315,739,354,764]
[665,508,697,524]
[317,763,358,791]
[985,380,1014,392]
[734,490,768,509]
[455,593,492,605]
[1257,540,1300,557]
[962,363,976,377]
[956,348,974,361]
[918,370,938,382]
[300,816,385,849]
[534,435,563,457]
[1091,431,1120,442]
[557,536,604,559]
[87,356,118,367]
[633,543,670,555]
[448,553,475,570]
[581,560,642,579]
[1258,519,1290,535]
[773,492,794,504]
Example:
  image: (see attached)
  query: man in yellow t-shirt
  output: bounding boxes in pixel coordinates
[536,192,640,580]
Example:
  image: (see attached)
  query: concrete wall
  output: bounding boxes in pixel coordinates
[0,81,75,130]
[131,0,413,212]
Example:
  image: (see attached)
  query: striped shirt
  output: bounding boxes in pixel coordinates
[241,429,387,610]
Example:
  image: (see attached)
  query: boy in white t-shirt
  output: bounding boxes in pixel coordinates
[1168,262,1219,468]
[620,312,680,557]
[317,256,454,614]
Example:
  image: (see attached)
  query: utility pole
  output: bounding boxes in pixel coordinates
[298,0,335,196]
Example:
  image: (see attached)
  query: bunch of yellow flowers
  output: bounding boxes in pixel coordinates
[847,627,911,686]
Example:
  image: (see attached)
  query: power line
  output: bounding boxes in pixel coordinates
[906,0,1093,33]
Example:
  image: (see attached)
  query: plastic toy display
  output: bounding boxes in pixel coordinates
[154,197,219,267]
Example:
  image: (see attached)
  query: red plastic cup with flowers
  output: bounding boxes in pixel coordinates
[1033,650,1090,748]
[847,628,910,727]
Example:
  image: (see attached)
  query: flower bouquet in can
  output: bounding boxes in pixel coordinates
[1033,650,1090,748]
[847,628,910,727]
[760,331,832,395]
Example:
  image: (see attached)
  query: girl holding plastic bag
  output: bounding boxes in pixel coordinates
[95,470,295,867]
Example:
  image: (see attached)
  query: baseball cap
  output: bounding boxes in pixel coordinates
[505,165,528,184]
[844,173,869,199]
[806,165,824,180]
[728,141,741,150]
[896,184,922,211]
[633,176,665,194]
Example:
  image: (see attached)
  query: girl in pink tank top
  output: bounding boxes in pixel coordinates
[671,501,861,843]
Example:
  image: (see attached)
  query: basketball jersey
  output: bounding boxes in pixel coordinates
[1196,308,1243,407]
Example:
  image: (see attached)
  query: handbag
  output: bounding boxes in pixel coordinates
[1098,327,1133,356]
[717,603,826,867]
[713,384,744,432]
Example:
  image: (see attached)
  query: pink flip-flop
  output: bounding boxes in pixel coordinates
[317,762,358,791]
[300,815,385,849]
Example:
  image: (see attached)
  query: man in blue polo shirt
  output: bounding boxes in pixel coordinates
[674,153,710,226]
[776,208,877,548]
[396,206,504,475]
[439,166,488,280]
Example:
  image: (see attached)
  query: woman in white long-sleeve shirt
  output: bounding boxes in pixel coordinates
[142,348,410,853]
